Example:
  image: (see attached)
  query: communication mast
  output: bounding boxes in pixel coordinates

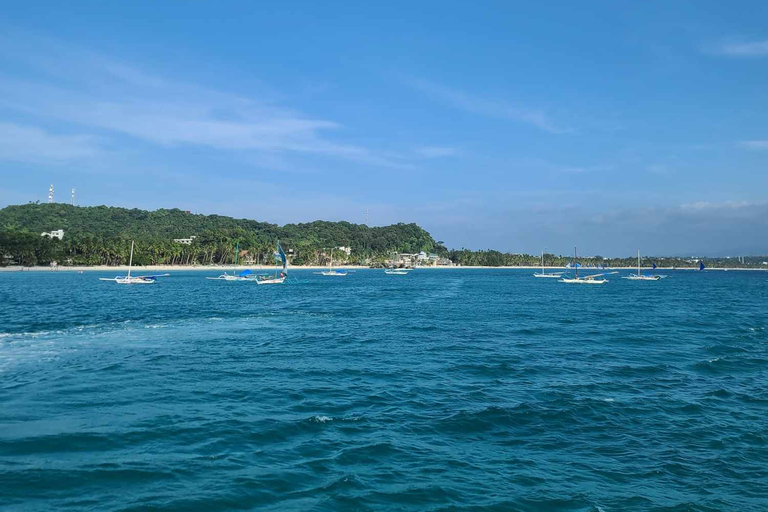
[48,184,54,203]
[71,188,75,206]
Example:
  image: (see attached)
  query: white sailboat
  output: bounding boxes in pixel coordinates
[533,250,563,278]
[317,249,348,276]
[256,241,288,285]
[623,249,661,281]
[384,251,411,274]
[384,269,410,275]
[559,246,616,284]
[207,242,255,281]
[99,241,168,284]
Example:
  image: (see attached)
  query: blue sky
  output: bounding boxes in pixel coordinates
[1,1,767,256]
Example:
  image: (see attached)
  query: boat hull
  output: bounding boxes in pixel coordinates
[257,277,286,285]
[116,278,155,284]
[559,278,608,284]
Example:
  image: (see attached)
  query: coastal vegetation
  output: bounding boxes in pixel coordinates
[0,203,440,267]
[0,203,765,269]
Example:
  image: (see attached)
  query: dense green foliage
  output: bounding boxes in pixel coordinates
[0,203,439,266]
[446,250,767,269]
[1,203,765,268]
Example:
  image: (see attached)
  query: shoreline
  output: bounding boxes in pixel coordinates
[2,265,765,273]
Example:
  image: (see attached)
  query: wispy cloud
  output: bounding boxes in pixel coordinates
[402,77,568,134]
[0,122,103,164]
[558,164,613,174]
[0,32,413,170]
[414,146,460,158]
[740,140,768,149]
[679,200,752,211]
[706,40,768,57]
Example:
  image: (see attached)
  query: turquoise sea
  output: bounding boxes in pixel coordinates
[1,269,767,511]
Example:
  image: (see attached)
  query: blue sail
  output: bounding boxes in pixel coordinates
[276,241,287,272]
[699,261,705,271]
[652,263,657,270]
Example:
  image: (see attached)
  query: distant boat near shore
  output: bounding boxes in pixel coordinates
[384,269,410,275]
[316,250,348,276]
[207,242,257,281]
[384,251,412,275]
[99,241,169,284]
[623,249,661,281]
[256,241,288,285]
[533,249,564,278]
[559,246,617,284]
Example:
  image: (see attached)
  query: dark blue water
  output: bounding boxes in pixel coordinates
[1,269,767,511]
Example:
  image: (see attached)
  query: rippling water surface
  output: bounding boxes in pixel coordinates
[1,269,767,511]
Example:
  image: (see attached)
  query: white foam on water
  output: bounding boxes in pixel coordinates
[313,415,333,423]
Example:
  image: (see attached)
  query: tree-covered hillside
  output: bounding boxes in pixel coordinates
[1,203,765,268]
[0,203,441,266]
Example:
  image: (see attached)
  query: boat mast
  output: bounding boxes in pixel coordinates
[541,250,544,275]
[574,246,578,279]
[637,249,640,276]
[127,241,134,278]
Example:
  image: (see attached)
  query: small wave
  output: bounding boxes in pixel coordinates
[312,415,333,423]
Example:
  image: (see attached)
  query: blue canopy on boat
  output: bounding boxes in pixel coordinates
[239,269,252,277]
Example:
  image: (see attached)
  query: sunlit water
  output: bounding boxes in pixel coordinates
[1,269,767,511]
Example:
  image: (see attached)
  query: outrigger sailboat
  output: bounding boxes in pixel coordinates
[533,250,563,278]
[207,242,254,281]
[623,249,661,281]
[559,246,617,284]
[317,249,348,276]
[207,269,254,281]
[256,241,288,285]
[99,241,169,284]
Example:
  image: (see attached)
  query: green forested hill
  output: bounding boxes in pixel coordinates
[0,203,441,266]
[0,203,277,239]
[1,203,764,268]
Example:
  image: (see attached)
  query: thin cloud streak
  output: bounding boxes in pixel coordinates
[740,140,768,149]
[708,40,768,57]
[0,34,413,170]
[402,77,568,134]
[414,146,460,158]
[0,122,103,164]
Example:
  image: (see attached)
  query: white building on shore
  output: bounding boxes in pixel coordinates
[41,229,64,240]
